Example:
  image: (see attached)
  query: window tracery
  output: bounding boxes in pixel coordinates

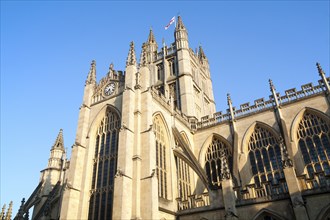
[297,112,330,178]
[204,136,232,187]
[88,108,120,220]
[154,116,168,199]
[248,125,284,187]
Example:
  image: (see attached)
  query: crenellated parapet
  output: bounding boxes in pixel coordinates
[192,76,330,130]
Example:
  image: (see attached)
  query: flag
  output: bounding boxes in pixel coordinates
[165,16,175,30]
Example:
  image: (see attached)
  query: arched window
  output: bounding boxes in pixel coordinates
[88,108,120,220]
[204,136,232,188]
[154,116,168,199]
[175,157,191,200]
[248,125,283,187]
[175,134,191,201]
[297,112,330,178]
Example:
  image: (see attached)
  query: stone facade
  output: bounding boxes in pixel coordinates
[15,16,330,220]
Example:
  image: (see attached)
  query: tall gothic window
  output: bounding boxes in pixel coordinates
[176,157,191,200]
[154,116,168,199]
[175,135,191,201]
[248,125,284,187]
[88,108,120,220]
[297,112,330,178]
[205,136,232,187]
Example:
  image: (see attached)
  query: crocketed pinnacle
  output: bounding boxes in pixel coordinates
[52,129,65,151]
[86,60,96,85]
[316,62,325,76]
[147,28,156,44]
[140,42,147,67]
[126,41,137,67]
[269,79,275,92]
[198,45,206,60]
[176,16,186,30]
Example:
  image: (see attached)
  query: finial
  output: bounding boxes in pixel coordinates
[126,41,137,67]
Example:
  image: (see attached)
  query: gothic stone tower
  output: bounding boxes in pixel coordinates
[60,16,216,220]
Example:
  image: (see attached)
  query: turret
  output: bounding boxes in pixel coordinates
[145,28,158,63]
[175,16,189,50]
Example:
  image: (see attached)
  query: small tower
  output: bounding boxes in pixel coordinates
[174,16,196,116]
[145,28,158,64]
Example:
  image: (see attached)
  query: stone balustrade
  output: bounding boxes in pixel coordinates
[176,192,210,211]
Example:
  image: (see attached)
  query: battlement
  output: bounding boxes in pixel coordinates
[191,77,330,130]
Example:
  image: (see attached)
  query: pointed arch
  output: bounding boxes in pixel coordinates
[198,133,232,188]
[242,122,283,187]
[88,105,121,220]
[291,107,330,178]
[241,121,281,154]
[290,107,330,142]
[253,208,287,220]
[153,112,171,199]
[199,133,232,165]
[87,104,121,140]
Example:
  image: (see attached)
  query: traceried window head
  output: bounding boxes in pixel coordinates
[297,112,330,178]
[88,108,120,220]
[204,136,232,188]
[248,125,284,187]
[153,115,169,199]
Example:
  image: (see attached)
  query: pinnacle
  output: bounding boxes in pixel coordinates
[148,28,156,43]
[86,60,96,85]
[177,16,186,30]
[198,45,206,60]
[52,129,65,151]
[126,41,137,67]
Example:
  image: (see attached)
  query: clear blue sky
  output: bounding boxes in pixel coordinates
[1,0,329,214]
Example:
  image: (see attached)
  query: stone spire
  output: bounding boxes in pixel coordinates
[147,28,156,43]
[269,79,280,107]
[86,60,96,85]
[52,129,64,151]
[176,15,186,30]
[126,41,137,67]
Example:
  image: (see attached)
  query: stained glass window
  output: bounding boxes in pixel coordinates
[88,108,120,220]
[297,112,330,177]
[204,136,232,187]
[248,125,283,187]
[154,116,168,199]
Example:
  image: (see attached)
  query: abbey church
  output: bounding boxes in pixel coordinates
[13,16,330,220]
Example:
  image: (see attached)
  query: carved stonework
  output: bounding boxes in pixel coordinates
[279,137,293,168]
